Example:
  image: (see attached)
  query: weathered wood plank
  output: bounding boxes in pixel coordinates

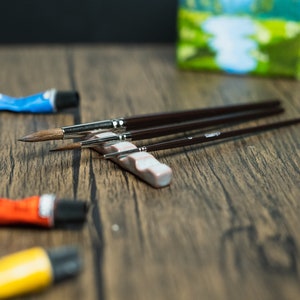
[0,46,96,299]
[0,45,299,300]
[73,45,300,300]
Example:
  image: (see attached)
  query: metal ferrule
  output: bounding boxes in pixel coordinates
[112,119,125,129]
[119,133,131,141]
[62,118,126,138]
[80,132,132,147]
[62,130,109,139]
[138,146,147,152]
[81,135,119,147]
[104,146,147,159]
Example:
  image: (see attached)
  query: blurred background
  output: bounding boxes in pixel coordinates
[0,0,177,43]
[1,0,298,78]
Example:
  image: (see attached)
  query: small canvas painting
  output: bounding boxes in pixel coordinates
[177,0,300,78]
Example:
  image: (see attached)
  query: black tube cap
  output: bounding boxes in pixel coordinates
[47,246,83,283]
[54,200,89,227]
[55,91,80,111]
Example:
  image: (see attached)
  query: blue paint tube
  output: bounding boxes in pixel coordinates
[0,89,79,113]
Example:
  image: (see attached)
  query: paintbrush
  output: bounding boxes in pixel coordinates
[50,107,284,151]
[18,99,281,142]
[101,118,300,159]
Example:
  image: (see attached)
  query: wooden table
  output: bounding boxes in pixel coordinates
[0,45,299,300]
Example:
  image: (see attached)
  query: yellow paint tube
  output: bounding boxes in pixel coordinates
[0,246,82,299]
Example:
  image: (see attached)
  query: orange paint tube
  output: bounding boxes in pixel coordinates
[0,194,88,228]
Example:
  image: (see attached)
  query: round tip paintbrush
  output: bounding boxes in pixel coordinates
[49,107,284,152]
[19,99,281,142]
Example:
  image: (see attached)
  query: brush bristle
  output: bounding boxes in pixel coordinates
[18,128,64,142]
[50,142,82,152]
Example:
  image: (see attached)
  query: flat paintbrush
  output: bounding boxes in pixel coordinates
[50,107,284,151]
[19,99,281,142]
[102,118,300,159]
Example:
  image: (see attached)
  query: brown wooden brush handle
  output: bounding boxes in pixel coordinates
[129,107,284,141]
[124,99,281,129]
[144,118,300,152]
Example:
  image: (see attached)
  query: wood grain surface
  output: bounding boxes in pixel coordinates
[0,45,299,300]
